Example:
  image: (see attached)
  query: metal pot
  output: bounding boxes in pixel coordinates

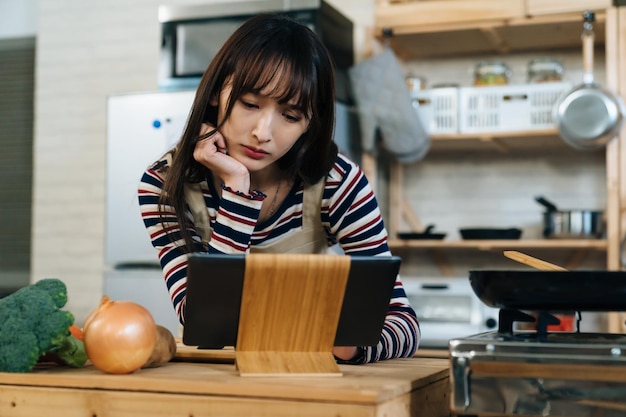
[553,11,626,150]
[535,196,604,239]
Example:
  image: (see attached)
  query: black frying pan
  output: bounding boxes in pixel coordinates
[469,270,626,311]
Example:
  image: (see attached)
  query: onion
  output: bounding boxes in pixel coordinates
[83,296,157,374]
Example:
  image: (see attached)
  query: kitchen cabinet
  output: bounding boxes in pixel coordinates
[377,0,524,30]
[372,3,626,331]
[375,0,612,59]
[526,0,614,17]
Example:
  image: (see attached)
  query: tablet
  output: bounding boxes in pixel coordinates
[182,253,401,349]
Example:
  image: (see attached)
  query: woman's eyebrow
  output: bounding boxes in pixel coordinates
[283,103,307,115]
[286,101,304,110]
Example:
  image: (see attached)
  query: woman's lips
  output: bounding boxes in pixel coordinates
[243,145,269,160]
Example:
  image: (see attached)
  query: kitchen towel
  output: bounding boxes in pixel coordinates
[348,48,430,163]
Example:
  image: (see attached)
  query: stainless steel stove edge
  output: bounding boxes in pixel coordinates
[449,331,626,365]
[448,332,626,416]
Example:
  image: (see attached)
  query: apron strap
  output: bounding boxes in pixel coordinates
[184,175,329,254]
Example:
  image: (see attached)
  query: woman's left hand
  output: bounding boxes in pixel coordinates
[332,346,359,361]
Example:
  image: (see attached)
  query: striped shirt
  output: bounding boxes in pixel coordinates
[138,152,420,363]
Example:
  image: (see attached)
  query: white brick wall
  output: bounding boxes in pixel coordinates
[402,51,606,88]
[399,151,607,240]
[33,0,209,323]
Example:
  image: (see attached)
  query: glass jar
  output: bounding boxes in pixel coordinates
[527,58,563,83]
[473,61,510,86]
[405,75,426,93]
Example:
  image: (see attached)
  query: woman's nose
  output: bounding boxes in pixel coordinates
[252,111,273,143]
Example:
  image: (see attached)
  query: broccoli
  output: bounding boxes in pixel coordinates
[0,278,87,372]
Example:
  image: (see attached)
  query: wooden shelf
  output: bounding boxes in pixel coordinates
[427,129,582,153]
[388,239,608,251]
[377,1,625,331]
[377,10,607,59]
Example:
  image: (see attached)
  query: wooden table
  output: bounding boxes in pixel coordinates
[0,352,451,417]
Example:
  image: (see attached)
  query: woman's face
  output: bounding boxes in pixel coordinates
[217,79,310,174]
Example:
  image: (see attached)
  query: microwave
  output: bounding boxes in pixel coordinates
[403,277,500,349]
[158,0,354,99]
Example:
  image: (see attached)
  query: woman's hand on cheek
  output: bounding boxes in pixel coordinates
[194,123,250,192]
[198,123,228,153]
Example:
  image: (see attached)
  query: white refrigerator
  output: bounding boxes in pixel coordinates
[105,90,360,337]
[105,90,195,336]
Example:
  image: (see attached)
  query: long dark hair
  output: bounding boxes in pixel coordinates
[159,14,338,250]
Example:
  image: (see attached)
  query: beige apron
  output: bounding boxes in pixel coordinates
[184,178,329,254]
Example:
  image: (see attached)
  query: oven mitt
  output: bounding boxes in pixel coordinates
[348,48,430,163]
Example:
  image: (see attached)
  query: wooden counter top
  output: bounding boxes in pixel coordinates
[0,355,451,417]
[0,358,449,417]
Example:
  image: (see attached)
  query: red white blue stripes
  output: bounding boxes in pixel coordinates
[138,152,420,362]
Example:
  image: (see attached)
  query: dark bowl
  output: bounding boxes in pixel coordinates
[459,228,522,240]
[397,232,447,240]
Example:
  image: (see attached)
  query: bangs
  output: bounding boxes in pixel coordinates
[183,13,337,192]
[231,52,316,117]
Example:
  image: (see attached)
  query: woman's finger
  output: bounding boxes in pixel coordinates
[199,123,227,154]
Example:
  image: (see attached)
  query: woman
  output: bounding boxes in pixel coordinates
[138,14,419,363]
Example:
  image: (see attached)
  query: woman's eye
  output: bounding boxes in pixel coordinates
[284,113,302,123]
[240,100,258,109]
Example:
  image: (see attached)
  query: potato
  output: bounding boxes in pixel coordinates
[142,325,177,368]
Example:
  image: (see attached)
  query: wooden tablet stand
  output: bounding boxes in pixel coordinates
[235,253,351,377]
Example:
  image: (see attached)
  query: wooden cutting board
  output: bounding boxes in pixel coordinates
[174,343,235,363]
[174,343,450,361]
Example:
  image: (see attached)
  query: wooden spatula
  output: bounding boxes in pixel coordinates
[503,250,568,271]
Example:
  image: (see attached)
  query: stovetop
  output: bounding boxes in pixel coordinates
[463,330,626,345]
[450,309,626,417]
[450,309,626,365]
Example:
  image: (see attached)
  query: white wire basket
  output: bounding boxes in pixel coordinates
[411,87,459,135]
[458,82,572,134]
